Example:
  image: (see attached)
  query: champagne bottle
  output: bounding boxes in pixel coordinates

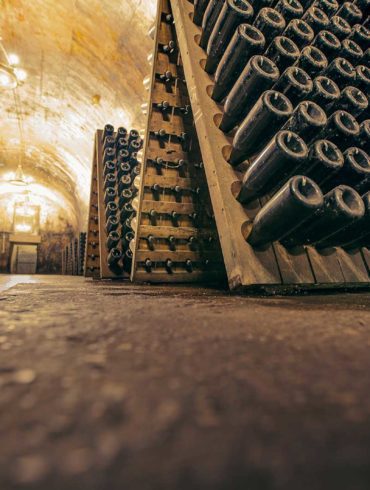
[247,176,323,247]
[199,0,225,50]
[274,0,304,23]
[336,2,363,26]
[102,124,114,142]
[336,86,368,118]
[324,57,356,89]
[310,76,340,111]
[265,36,300,73]
[193,0,211,26]
[282,101,327,144]
[205,0,254,74]
[103,160,116,177]
[105,201,118,221]
[237,130,308,203]
[106,231,120,250]
[355,120,370,150]
[106,215,119,234]
[322,110,360,150]
[118,175,132,194]
[312,30,341,60]
[220,55,279,132]
[333,147,370,193]
[294,46,328,77]
[273,66,313,105]
[283,19,314,48]
[117,149,130,164]
[107,248,122,269]
[229,90,293,165]
[104,173,116,189]
[283,185,365,246]
[328,16,352,40]
[104,187,116,206]
[253,7,286,44]
[348,24,370,51]
[212,23,265,102]
[117,162,131,180]
[103,147,116,164]
[353,65,370,94]
[302,7,330,34]
[311,0,339,16]
[340,39,364,66]
[118,189,133,209]
[303,139,344,186]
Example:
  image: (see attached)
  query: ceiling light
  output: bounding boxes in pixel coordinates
[14,68,27,82]
[9,165,28,186]
[8,53,20,66]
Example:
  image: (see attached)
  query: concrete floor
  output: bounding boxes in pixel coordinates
[0,275,370,490]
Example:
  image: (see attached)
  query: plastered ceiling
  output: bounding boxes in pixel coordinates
[0,0,156,231]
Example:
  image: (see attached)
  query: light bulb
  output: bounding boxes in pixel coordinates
[0,73,11,87]
[8,53,20,66]
[14,68,27,82]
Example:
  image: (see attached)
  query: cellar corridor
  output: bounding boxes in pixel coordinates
[1,275,370,489]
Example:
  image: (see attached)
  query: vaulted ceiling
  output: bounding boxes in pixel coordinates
[0,0,156,231]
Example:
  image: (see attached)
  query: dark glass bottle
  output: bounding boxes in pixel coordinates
[128,129,140,142]
[220,55,279,133]
[104,172,116,189]
[118,189,133,209]
[303,140,344,186]
[310,76,340,111]
[205,0,254,74]
[104,187,116,206]
[294,46,328,77]
[282,101,327,144]
[273,66,313,105]
[353,65,370,94]
[333,147,370,193]
[237,130,308,203]
[312,30,341,60]
[322,191,370,249]
[103,136,116,151]
[274,0,304,23]
[247,176,323,247]
[199,0,225,50]
[312,0,339,16]
[106,231,120,250]
[283,19,314,48]
[253,8,286,45]
[348,24,370,51]
[336,87,368,118]
[107,248,122,270]
[105,201,118,221]
[265,36,300,73]
[282,185,365,247]
[328,16,352,41]
[321,110,360,151]
[193,0,211,26]
[212,24,265,102]
[355,120,370,151]
[103,147,116,164]
[102,124,114,142]
[117,162,131,180]
[117,149,130,164]
[324,57,356,89]
[341,39,364,66]
[118,175,132,194]
[336,2,363,26]
[302,7,329,34]
[229,90,293,165]
[106,215,119,234]
[103,160,116,177]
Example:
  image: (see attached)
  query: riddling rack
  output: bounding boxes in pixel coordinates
[85,126,143,280]
[130,0,225,283]
[170,0,370,291]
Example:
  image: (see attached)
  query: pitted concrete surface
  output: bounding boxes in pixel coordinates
[0,275,370,490]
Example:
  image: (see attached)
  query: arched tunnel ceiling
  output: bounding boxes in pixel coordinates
[0,0,157,231]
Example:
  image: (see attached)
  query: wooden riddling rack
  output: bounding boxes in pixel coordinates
[130,0,225,284]
[170,0,370,292]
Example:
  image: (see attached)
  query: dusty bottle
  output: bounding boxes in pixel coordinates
[353,65,370,95]
[265,36,300,73]
[312,0,339,16]
[220,55,279,132]
[273,66,313,105]
[274,0,304,23]
[294,46,328,77]
[282,185,365,246]
[312,30,341,60]
[324,57,356,90]
[229,90,293,165]
[348,24,370,51]
[212,23,265,102]
[102,124,114,143]
[205,0,254,74]
[107,248,122,270]
[247,176,324,247]
[106,231,120,250]
[328,16,352,40]
[321,110,360,150]
[253,7,286,44]
[283,19,314,48]
[333,147,370,193]
[310,76,340,111]
[282,101,328,144]
[237,130,308,203]
[199,0,225,50]
[355,120,370,151]
[340,39,364,66]
[193,0,211,26]
[303,139,344,186]
[336,87,368,118]
[302,7,330,34]
[336,2,362,26]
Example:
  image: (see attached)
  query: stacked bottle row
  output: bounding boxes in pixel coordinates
[101,124,143,274]
[193,0,370,250]
[62,232,87,276]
